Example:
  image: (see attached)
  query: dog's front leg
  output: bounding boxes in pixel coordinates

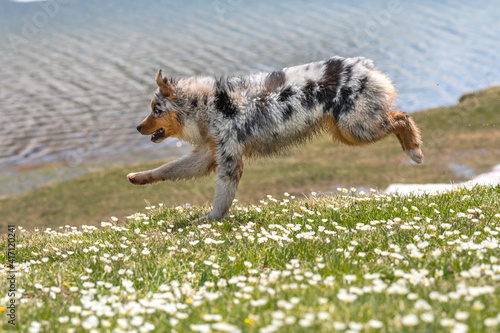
[194,153,244,223]
[127,149,215,185]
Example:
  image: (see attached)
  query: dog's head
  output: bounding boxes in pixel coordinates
[136,70,183,143]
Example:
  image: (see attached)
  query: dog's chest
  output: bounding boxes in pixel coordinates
[181,119,204,145]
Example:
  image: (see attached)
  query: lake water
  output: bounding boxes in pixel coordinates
[1,0,499,173]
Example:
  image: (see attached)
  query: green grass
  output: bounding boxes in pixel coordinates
[1,185,499,332]
[0,87,499,231]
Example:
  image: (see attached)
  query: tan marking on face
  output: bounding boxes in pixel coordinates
[151,101,155,111]
[138,112,184,142]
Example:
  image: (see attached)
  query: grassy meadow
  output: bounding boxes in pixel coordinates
[1,184,499,332]
[0,87,499,231]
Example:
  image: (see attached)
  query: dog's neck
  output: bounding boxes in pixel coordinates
[173,76,216,145]
[176,76,216,105]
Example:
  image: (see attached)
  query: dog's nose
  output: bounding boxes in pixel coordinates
[136,124,142,133]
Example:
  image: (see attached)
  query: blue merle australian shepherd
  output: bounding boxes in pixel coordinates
[127,56,423,223]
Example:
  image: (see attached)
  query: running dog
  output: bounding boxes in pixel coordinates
[127,56,423,222]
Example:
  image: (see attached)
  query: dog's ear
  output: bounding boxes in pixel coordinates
[155,70,176,99]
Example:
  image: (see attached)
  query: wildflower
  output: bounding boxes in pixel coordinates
[419,312,434,323]
[337,292,357,303]
[440,318,455,328]
[131,316,144,327]
[401,314,419,326]
[81,315,99,330]
[117,318,129,329]
[28,321,42,333]
[69,305,82,314]
[452,323,469,333]
[349,322,363,330]
[122,279,134,289]
[82,282,94,289]
[212,322,241,332]
[455,312,469,321]
[344,274,357,283]
[472,301,485,311]
[317,312,330,320]
[139,322,156,332]
[414,299,431,310]
[299,318,313,327]
[368,319,383,328]
[333,322,347,330]
[484,318,498,327]
[50,287,61,293]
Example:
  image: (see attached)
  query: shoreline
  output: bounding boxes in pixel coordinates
[0,144,191,198]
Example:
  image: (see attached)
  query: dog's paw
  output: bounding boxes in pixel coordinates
[192,215,211,225]
[191,211,227,225]
[127,172,151,185]
[192,213,220,225]
[405,148,424,164]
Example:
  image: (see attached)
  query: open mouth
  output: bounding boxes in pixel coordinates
[151,128,165,143]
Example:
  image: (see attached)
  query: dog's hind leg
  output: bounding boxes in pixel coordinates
[388,111,424,164]
[127,149,216,185]
[324,110,424,164]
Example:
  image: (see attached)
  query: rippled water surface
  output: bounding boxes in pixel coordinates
[0,0,499,171]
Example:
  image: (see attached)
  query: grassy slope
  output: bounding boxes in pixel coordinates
[0,87,499,231]
[1,185,499,332]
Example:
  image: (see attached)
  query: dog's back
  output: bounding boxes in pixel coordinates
[209,56,423,163]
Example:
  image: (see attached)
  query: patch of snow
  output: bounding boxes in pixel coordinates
[385,164,500,195]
